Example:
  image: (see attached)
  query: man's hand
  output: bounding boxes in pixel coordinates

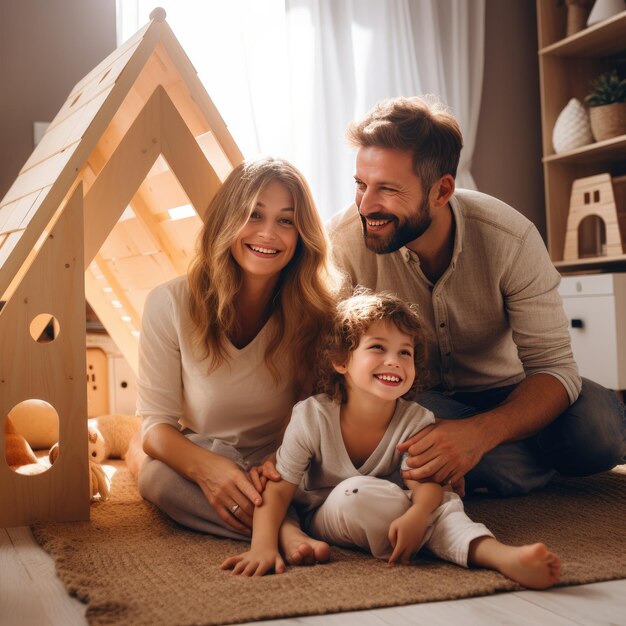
[397,418,487,487]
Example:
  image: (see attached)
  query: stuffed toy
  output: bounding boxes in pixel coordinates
[49,432,111,501]
[8,399,59,450]
[87,414,142,462]
[5,403,140,501]
[5,416,38,469]
[49,413,141,500]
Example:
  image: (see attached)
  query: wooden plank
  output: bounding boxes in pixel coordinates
[159,23,244,166]
[1,145,78,209]
[540,10,626,58]
[83,88,163,267]
[47,45,140,135]
[163,77,211,137]
[129,192,191,276]
[139,167,191,215]
[0,185,89,527]
[159,215,202,264]
[197,130,235,182]
[105,251,177,291]
[1,527,88,625]
[18,187,53,232]
[0,189,46,234]
[133,44,210,138]
[84,142,190,278]
[147,153,170,177]
[90,86,153,167]
[99,216,160,261]
[159,87,221,220]
[517,581,626,625]
[21,88,113,175]
[133,43,183,97]
[84,270,139,375]
[92,252,142,330]
[0,528,69,625]
[0,17,163,299]
[124,287,151,320]
[0,231,24,273]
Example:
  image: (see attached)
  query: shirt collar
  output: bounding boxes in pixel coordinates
[400,193,464,265]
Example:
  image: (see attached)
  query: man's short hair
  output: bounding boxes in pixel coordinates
[346,96,463,191]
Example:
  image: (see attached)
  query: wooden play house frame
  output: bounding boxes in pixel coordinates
[0,10,243,527]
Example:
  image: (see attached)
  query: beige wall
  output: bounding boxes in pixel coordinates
[473,0,545,237]
[0,0,116,199]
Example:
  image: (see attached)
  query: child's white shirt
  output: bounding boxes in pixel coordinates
[275,394,435,515]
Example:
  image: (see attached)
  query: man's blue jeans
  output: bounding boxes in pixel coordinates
[414,378,626,496]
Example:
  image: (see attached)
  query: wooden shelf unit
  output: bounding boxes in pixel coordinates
[536,2,626,272]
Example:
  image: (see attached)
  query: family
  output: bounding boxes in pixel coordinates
[132,96,626,589]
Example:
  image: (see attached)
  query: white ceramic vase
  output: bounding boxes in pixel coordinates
[552,98,593,153]
[587,0,625,26]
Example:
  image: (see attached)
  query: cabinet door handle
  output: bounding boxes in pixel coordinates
[571,319,584,329]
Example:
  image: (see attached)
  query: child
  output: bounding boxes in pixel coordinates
[221,291,561,588]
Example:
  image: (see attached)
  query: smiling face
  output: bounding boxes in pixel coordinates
[354,146,432,253]
[334,320,416,404]
[230,180,299,281]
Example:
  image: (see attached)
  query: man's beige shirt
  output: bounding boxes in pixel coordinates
[327,189,581,404]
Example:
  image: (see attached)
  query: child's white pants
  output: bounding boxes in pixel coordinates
[307,475,493,566]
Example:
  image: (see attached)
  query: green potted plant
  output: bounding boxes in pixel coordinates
[584,69,626,141]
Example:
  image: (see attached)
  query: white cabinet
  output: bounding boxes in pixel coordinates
[108,355,137,415]
[559,273,626,390]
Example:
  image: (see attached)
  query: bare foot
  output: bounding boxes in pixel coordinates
[498,543,561,590]
[278,518,330,565]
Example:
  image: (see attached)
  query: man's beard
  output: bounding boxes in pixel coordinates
[360,197,431,254]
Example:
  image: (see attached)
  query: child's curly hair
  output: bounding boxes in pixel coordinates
[317,289,428,403]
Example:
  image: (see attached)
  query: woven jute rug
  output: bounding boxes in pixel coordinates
[32,463,626,626]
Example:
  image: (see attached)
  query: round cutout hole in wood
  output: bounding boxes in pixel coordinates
[5,399,59,474]
[29,314,60,343]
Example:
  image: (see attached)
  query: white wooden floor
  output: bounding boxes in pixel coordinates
[1,526,625,626]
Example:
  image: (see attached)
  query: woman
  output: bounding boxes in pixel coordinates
[136,156,337,564]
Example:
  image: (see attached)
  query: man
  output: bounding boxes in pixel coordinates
[328,95,625,496]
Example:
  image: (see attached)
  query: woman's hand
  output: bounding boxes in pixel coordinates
[194,452,263,535]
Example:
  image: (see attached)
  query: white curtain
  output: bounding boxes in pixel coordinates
[405,0,485,189]
[116,0,485,219]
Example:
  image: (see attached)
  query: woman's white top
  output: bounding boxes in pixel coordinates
[136,276,296,457]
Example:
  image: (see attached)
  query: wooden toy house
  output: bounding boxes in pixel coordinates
[563,173,626,261]
[0,9,243,527]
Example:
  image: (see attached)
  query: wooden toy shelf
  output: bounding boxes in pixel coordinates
[536,2,626,272]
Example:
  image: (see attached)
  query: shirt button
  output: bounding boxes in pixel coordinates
[439,322,446,328]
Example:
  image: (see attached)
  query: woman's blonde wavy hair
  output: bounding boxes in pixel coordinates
[317,289,428,403]
[188,156,339,394]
